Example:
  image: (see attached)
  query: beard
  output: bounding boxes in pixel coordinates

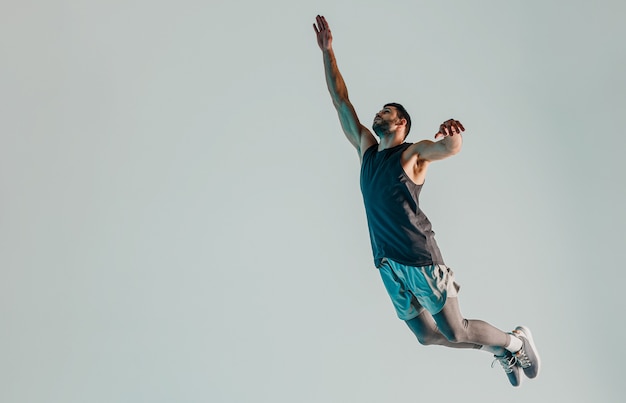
[372,119,391,137]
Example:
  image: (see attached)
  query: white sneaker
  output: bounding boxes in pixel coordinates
[512,326,541,379]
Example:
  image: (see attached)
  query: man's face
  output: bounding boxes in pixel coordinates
[372,106,401,136]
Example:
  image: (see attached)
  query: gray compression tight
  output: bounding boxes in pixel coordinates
[405,296,509,356]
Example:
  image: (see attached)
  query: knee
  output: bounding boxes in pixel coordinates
[439,319,470,343]
[414,329,450,346]
[407,322,441,346]
[440,331,462,344]
[415,332,439,346]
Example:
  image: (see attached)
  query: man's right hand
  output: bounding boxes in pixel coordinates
[313,15,332,51]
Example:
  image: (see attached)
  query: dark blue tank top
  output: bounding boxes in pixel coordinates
[360,143,444,267]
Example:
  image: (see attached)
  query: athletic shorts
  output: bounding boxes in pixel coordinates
[378,258,460,320]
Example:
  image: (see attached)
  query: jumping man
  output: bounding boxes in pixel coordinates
[313,15,540,387]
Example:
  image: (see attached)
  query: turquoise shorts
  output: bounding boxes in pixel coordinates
[378,258,460,320]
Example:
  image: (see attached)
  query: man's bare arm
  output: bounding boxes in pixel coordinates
[313,15,376,155]
[408,119,465,162]
[400,119,465,184]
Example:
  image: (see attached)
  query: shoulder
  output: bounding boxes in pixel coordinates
[402,140,435,162]
[358,130,378,160]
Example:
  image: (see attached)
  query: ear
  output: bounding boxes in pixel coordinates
[397,118,408,138]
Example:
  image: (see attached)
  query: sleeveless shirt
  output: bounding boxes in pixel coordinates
[360,143,444,268]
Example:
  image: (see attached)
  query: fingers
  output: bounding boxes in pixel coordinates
[314,15,329,32]
[318,15,327,30]
[453,120,465,133]
[435,119,465,138]
[435,124,445,139]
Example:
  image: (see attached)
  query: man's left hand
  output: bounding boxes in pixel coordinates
[435,119,465,139]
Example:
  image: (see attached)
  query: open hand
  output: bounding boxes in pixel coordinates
[435,119,465,139]
[313,15,333,51]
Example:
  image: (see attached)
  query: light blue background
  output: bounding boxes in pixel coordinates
[2,1,624,402]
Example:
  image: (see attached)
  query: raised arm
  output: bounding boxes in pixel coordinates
[313,15,376,156]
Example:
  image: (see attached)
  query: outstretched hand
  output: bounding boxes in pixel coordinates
[313,15,333,51]
[435,119,465,139]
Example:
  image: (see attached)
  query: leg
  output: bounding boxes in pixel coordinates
[432,296,508,356]
[406,309,481,349]
[433,296,533,387]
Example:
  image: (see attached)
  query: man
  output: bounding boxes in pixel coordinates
[313,15,540,387]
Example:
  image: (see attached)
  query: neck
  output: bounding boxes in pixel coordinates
[377,132,405,151]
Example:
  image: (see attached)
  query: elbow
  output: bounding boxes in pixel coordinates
[331,91,349,108]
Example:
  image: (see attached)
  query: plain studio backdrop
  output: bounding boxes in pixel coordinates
[2,1,624,402]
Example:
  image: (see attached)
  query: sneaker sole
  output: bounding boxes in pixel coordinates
[515,325,541,379]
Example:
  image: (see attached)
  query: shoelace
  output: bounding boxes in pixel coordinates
[515,348,532,368]
[492,354,517,374]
